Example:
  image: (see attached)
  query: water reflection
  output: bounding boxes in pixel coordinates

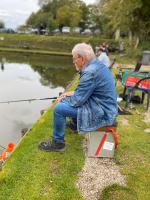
[0,52,75,149]
[0,53,75,87]
[1,58,5,71]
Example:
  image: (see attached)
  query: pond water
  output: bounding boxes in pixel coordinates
[0,52,75,151]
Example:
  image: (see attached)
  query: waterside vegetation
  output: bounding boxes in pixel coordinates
[0,33,118,53]
[0,33,149,65]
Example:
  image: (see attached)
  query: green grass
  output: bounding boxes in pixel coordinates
[100,184,138,200]
[114,114,150,200]
[0,55,150,199]
[0,47,71,56]
[99,74,150,200]
[0,33,118,54]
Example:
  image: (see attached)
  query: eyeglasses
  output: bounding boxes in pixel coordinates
[72,55,82,61]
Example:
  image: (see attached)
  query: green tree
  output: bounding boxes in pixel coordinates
[28,0,102,33]
[86,5,102,32]
[99,0,150,44]
[78,3,89,30]
[27,11,49,31]
[26,12,37,27]
[47,16,58,31]
[38,0,50,7]
[56,3,82,30]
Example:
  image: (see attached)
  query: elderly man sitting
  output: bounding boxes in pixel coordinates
[39,43,118,152]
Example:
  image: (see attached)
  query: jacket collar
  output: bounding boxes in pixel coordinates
[79,58,96,74]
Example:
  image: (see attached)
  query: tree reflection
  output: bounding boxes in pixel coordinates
[1,62,4,71]
[32,64,76,88]
[0,53,76,87]
[1,58,6,71]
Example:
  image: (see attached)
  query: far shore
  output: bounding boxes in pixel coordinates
[0,47,71,56]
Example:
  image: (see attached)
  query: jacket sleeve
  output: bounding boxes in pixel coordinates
[62,71,95,107]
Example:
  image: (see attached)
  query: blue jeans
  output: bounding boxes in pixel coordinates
[52,102,77,142]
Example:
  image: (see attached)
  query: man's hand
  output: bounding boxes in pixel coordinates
[56,91,74,103]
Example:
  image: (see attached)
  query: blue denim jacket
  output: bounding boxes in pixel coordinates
[63,58,118,132]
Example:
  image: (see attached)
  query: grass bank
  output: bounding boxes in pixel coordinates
[0,69,149,200]
[0,33,118,54]
[0,46,71,56]
[0,75,85,200]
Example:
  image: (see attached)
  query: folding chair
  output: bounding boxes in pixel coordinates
[123,75,150,110]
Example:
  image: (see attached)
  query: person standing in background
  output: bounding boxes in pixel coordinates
[98,47,110,68]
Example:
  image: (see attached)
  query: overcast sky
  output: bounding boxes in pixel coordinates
[0,0,96,29]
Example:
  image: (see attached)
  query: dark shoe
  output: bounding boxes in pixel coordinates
[38,140,65,152]
[66,121,77,132]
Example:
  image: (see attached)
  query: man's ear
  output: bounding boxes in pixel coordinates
[83,57,88,66]
[81,57,86,66]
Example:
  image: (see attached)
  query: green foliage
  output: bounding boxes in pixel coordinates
[141,39,150,50]
[56,4,82,29]
[99,0,150,40]
[133,0,150,39]
[26,12,36,26]
[27,0,103,33]
[85,5,102,31]
[47,17,58,31]
[27,11,49,29]
[0,33,119,53]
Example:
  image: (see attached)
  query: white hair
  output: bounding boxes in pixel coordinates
[72,43,96,61]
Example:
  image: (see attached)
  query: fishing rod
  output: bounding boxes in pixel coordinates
[0,97,58,104]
